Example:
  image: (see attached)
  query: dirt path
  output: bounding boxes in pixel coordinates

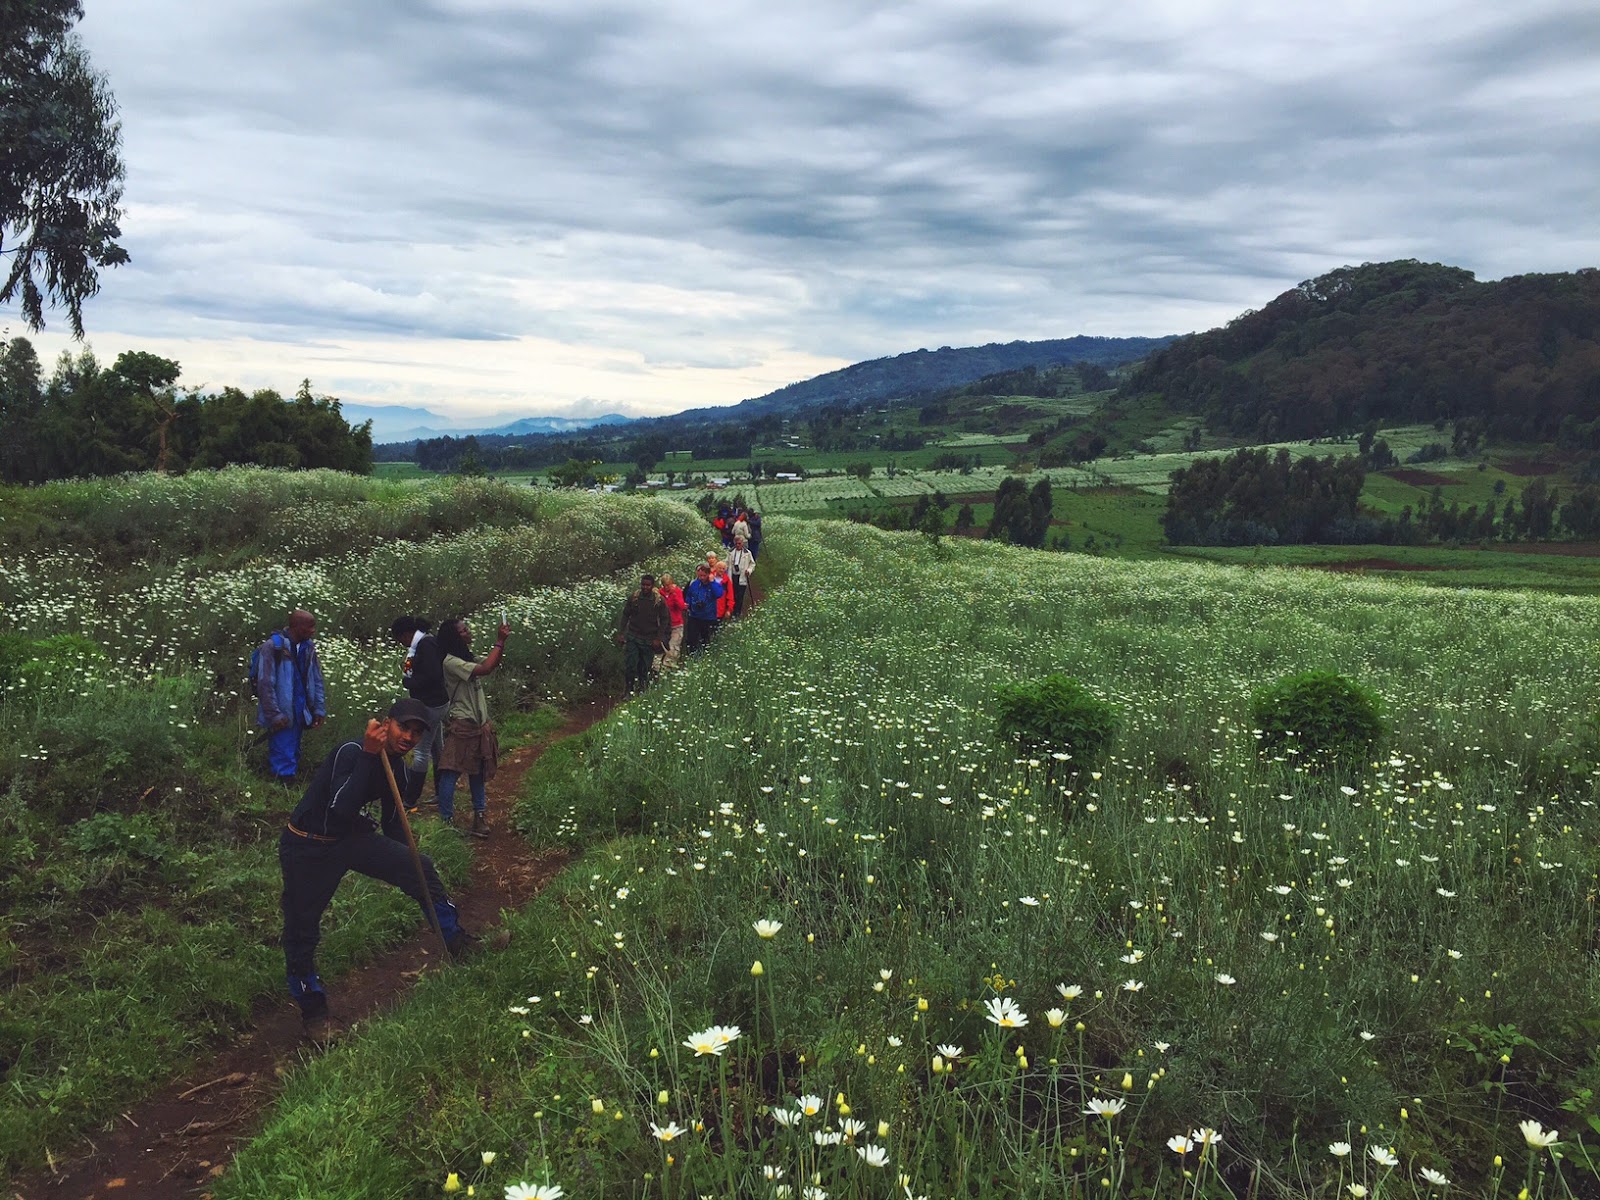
[12,697,615,1200]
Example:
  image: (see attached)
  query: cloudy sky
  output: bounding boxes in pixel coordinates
[11,0,1600,424]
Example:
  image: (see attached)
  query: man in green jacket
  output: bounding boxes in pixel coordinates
[616,574,670,694]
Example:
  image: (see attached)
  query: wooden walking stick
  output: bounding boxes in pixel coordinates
[377,745,453,961]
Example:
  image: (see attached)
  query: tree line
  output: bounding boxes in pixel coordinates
[0,338,372,483]
[1162,446,1599,546]
[843,477,1055,547]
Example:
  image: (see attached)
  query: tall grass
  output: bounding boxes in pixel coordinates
[0,470,706,1177]
[219,519,1600,1198]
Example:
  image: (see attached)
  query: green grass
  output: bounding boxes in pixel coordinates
[1166,542,1600,592]
[371,461,430,479]
[0,469,710,1177]
[220,517,1600,1199]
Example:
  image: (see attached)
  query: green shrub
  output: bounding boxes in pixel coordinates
[1250,669,1385,761]
[0,632,104,697]
[993,673,1119,771]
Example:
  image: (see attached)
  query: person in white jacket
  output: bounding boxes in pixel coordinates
[729,536,756,617]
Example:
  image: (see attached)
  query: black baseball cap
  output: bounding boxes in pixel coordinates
[388,697,434,730]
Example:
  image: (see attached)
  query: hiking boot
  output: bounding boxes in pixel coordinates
[470,811,490,839]
[302,1012,334,1047]
[446,929,480,962]
[298,989,332,1046]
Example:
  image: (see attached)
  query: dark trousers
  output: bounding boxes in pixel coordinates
[623,634,657,687]
[684,616,717,654]
[732,577,749,617]
[279,825,453,978]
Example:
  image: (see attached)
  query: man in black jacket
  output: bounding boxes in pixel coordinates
[278,698,475,1042]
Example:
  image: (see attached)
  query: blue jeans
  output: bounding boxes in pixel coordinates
[268,724,303,779]
[404,701,451,798]
[436,769,485,822]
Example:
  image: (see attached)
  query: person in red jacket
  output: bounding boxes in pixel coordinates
[712,559,735,620]
[657,572,687,669]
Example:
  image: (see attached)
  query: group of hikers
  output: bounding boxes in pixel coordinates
[252,517,763,1041]
[616,537,758,692]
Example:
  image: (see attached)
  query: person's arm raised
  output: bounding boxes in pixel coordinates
[471,623,511,677]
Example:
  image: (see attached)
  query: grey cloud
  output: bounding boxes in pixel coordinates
[12,0,1596,413]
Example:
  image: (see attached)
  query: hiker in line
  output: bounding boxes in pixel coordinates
[657,572,687,670]
[254,608,327,783]
[728,534,756,618]
[436,615,509,838]
[390,615,449,809]
[747,510,763,558]
[732,510,751,545]
[279,698,476,1042]
[683,562,723,654]
[616,573,670,694]
[712,556,735,621]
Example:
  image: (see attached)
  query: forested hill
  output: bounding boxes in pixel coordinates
[1120,260,1600,444]
[672,335,1176,421]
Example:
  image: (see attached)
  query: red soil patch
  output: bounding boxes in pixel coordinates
[1307,558,1449,573]
[13,700,616,1200]
[1501,458,1561,476]
[1490,541,1600,558]
[1384,469,1457,487]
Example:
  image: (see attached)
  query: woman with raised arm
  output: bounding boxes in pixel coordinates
[435,615,509,839]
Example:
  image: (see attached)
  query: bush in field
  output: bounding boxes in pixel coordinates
[993,672,1118,771]
[0,632,103,697]
[1250,669,1385,762]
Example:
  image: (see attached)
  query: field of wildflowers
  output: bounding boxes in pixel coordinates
[220,516,1600,1198]
[0,469,704,1175]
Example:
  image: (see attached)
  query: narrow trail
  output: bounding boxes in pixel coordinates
[12,697,615,1200]
[14,567,766,1200]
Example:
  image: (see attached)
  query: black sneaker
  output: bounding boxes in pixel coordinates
[446,929,480,962]
[470,811,490,839]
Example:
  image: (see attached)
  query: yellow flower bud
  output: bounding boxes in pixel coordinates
[751,960,764,976]
[1121,1073,1133,1091]
[592,1098,605,1114]
[658,1090,669,1104]
[918,997,929,1011]
[444,1173,462,1194]
[878,1120,890,1137]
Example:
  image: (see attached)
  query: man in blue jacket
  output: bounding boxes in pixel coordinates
[279,698,476,1042]
[254,608,327,783]
[682,563,724,655]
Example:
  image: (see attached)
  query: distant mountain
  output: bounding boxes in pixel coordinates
[346,403,628,444]
[1121,260,1600,444]
[486,413,631,437]
[670,337,1177,423]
